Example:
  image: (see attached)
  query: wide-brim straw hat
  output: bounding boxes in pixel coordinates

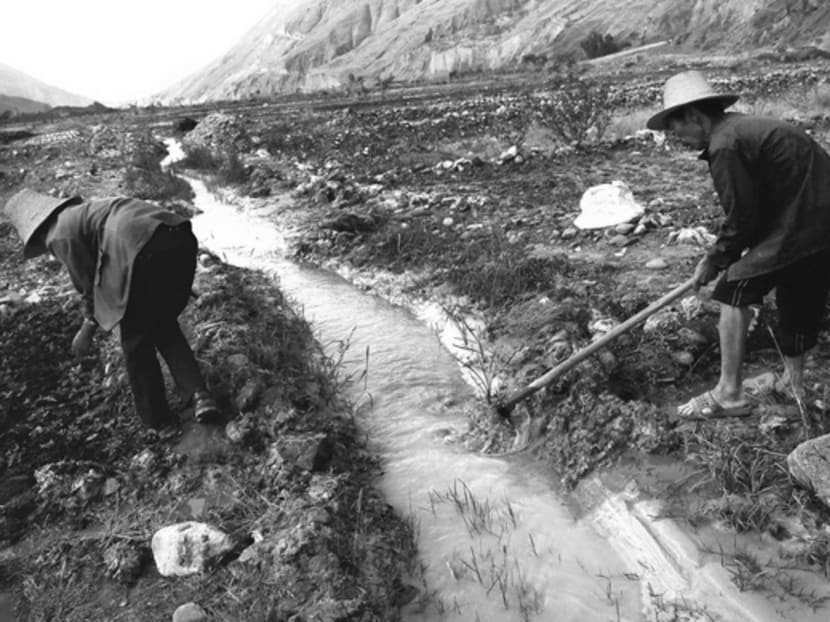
[3,189,81,258]
[647,70,739,131]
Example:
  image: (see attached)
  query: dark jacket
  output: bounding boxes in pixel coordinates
[702,113,830,280]
[45,197,188,331]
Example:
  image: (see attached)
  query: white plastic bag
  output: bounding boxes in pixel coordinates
[574,180,644,230]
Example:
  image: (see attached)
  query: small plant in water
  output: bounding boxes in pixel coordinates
[427,480,544,620]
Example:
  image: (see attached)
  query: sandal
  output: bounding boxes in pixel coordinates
[677,390,753,420]
[193,391,222,424]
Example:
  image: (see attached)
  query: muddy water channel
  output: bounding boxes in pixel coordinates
[182,171,807,622]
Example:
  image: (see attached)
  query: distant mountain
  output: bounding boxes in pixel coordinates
[0,94,50,116]
[158,0,830,104]
[0,62,94,113]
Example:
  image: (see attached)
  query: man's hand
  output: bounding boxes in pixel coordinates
[693,256,720,290]
[72,319,97,356]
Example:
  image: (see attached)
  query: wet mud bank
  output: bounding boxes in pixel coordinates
[190,178,830,621]
[168,60,830,614]
[0,133,416,621]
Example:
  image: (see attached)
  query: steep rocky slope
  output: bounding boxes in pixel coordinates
[159,0,830,103]
[0,62,94,112]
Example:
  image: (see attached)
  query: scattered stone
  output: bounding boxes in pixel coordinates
[645,258,669,270]
[598,350,616,369]
[588,312,617,338]
[225,415,256,443]
[130,448,157,471]
[671,351,695,366]
[442,217,454,227]
[103,477,120,496]
[235,378,264,412]
[758,407,793,434]
[670,227,717,246]
[679,295,703,320]
[498,145,519,163]
[742,372,778,397]
[676,327,709,346]
[152,522,234,577]
[787,434,830,508]
[172,602,208,622]
[643,309,681,333]
[560,227,578,240]
[614,223,635,235]
[226,353,250,369]
[266,433,333,472]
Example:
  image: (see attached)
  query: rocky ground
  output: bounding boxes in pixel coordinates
[170,54,830,604]
[3,51,830,619]
[0,120,416,620]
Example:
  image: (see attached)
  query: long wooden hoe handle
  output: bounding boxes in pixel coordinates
[498,276,698,413]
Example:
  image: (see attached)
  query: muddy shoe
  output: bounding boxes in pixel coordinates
[193,391,222,424]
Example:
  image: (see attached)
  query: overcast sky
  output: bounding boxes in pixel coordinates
[1,1,300,105]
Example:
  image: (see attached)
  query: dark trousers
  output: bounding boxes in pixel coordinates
[712,247,830,356]
[120,223,205,428]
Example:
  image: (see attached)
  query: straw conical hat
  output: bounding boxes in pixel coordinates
[647,70,738,131]
[3,189,81,258]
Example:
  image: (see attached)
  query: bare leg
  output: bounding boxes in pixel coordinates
[713,303,752,404]
[679,303,751,416]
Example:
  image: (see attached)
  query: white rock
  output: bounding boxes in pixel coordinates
[671,351,695,366]
[643,309,680,333]
[679,295,703,320]
[645,258,669,270]
[152,522,233,577]
[172,602,208,622]
[673,226,717,246]
[788,434,830,508]
[633,129,666,147]
[574,181,644,230]
[498,145,519,162]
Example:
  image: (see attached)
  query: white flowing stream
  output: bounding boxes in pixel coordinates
[170,136,807,621]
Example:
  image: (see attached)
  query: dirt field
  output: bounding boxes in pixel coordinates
[0,120,416,619]
[3,51,830,618]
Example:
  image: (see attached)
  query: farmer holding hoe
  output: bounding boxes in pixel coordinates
[3,189,221,430]
[648,70,830,418]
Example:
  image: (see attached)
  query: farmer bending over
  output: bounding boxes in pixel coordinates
[3,189,221,429]
[647,71,830,418]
